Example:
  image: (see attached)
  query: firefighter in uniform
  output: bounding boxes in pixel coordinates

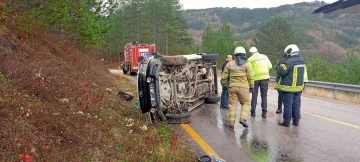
[247,47,272,118]
[276,44,307,127]
[221,46,254,128]
[275,52,288,114]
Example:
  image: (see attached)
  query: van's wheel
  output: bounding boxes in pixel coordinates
[202,54,219,61]
[205,96,221,103]
[165,112,191,124]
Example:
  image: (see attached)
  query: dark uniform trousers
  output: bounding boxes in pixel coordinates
[250,80,268,112]
[277,90,282,109]
[281,91,301,124]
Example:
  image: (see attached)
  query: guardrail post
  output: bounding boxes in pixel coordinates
[333,90,337,99]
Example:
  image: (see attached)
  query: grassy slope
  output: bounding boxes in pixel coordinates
[0,16,196,161]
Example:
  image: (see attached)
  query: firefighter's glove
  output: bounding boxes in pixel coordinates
[249,88,254,93]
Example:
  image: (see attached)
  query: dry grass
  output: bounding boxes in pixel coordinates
[0,14,196,162]
[302,87,360,105]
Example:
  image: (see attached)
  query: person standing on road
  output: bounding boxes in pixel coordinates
[247,47,272,118]
[221,46,254,128]
[275,52,288,114]
[276,44,307,127]
[220,55,233,109]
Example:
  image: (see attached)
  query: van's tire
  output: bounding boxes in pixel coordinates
[202,54,219,61]
[160,56,187,66]
[205,96,221,103]
[130,71,137,76]
[165,112,191,124]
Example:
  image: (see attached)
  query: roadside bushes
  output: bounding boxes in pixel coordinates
[304,48,360,85]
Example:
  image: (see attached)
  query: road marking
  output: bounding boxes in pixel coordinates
[268,102,360,130]
[302,111,360,130]
[181,124,222,159]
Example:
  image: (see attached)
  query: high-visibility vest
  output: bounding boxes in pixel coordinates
[248,53,272,81]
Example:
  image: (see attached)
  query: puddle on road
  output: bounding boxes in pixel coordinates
[237,129,303,162]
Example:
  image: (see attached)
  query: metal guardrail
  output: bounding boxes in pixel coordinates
[270,76,360,99]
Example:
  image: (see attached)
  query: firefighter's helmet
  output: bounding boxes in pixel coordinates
[234,46,246,55]
[249,47,258,53]
[284,44,299,56]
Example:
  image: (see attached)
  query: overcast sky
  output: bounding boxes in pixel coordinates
[179,0,338,9]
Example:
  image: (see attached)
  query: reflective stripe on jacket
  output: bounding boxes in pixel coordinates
[275,55,307,92]
[221,60,254,88]
[247,53,272,81]
[304,67,308,83]
[275,58,287,83]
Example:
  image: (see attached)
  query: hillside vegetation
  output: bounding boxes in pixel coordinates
[184,1,360,61]
[183,1,360,85]
[0,0,196,161]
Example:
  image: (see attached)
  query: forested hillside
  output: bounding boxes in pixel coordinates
[184,1,360,61]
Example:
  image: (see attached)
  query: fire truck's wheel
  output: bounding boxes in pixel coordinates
[202,54,219,61]
[123,69,128,74]
[165,112,191,124]
[205,96,221,104]
[160,56,187,66]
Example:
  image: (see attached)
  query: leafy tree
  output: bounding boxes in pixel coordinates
[304,48,360,85]
[253,17,296,63]
[201,24,216,53]
[304,52,329,82]
[7,0,119,48]
[216,21,236,66]
[201,21,236,67]
[343,47,360,84]
[104,0,194,55]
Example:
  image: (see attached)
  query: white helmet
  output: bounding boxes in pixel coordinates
[249,47,258,53]
[284,44,299,56]
[234,46,246,55]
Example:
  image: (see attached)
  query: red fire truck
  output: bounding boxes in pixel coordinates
[121,42,156,75]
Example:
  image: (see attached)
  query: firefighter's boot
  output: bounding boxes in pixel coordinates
[239,119,249,128]
[251,111,256,117]
[262,110,267,118]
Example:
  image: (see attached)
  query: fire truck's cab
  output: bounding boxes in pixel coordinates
[121,42,156,75]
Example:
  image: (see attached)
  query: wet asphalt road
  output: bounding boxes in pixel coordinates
[185,84,360,162]
[110,69,360,162]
